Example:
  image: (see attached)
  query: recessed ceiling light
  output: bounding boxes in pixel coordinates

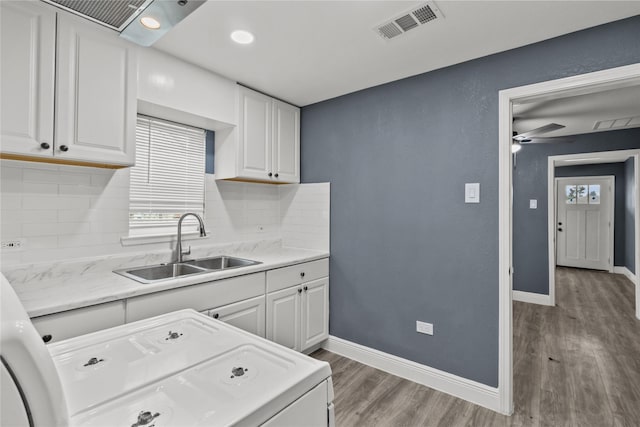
[140,16,161,30]
[231,30,254,45]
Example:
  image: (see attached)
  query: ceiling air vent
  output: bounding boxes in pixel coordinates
[593,116,640,130]
[375,2,443,41]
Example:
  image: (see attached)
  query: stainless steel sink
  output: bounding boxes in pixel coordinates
[184,256,260,270]
[114,256,261,284]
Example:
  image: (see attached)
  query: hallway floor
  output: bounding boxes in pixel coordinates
[312,267,640,426]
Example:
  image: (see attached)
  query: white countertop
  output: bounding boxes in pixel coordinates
[3,240,329,318]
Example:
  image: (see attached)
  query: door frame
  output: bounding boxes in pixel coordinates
[498,63,640,415]
[553,175,615,275]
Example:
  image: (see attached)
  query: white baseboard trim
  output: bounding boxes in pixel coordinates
[322,336,502,414]
[612,266,640,320]
[512,290,553,306]
[612,266,638,285]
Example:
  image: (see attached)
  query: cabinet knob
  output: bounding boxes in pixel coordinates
[274,173,279,178]
[213,313,219,319]
[42,334,52,343]
[304,285,308,291]
[40,142,50,150]
[298,288,302,294]
[300,272,305,278]
[268,172,273,177]
[59,145,69,152]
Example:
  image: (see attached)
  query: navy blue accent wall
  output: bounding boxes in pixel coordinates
[205,130,215,174]
[301,16,640,387]
[555,163,626,267]
[513,129,640,295]
[625,158,636,273]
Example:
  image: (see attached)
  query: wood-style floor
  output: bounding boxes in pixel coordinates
[311,267,640,426]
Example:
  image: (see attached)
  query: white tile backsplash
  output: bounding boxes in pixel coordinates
[1,159,330,267]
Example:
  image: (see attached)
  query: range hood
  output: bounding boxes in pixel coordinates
[41,0,206,46]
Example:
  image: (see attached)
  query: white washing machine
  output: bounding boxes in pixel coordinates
[0,275,335,426]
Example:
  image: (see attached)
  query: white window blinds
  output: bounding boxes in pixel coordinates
[129,116,205,235]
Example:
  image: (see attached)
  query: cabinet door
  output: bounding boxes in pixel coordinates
[209,295,266,337]
[266,286,301,351]
[301,278,329,351]
[272,100,300,183]
[238,86,272,180]
[0,1,55,157]
[55,13,136,166]
[31,301,125,344]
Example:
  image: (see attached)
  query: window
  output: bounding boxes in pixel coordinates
[565,184,600,205]
[129,116,205,236]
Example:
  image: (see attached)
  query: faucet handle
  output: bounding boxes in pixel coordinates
[182,245,191,256]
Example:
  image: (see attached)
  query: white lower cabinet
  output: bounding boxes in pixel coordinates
[267,277,329,352]
[31,301,125,344]
[204,295,266,337]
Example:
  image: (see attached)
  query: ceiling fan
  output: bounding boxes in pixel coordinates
[512,123,575,144]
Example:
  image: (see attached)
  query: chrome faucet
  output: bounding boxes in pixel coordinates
[176,213,207,263]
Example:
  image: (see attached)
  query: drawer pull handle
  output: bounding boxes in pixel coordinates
[213,313,219,319]
[298,288,302,294]
[42,334,52,343]
[304,285,308,291]
[40,142,50,150]
[300,272,305,278]
[59,145,69,152]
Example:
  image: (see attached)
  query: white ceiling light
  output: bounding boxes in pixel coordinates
[511,142,522,153]
[231,30,254,45]
[140,16,161,30]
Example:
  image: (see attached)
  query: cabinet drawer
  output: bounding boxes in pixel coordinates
[126,273,265,322]
[31,301,125,344]
[267,259,329,293]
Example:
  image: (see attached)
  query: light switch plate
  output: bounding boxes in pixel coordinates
[529,199,537,209]
[465,183,480,203]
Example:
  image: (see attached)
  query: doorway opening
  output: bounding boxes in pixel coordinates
[497,63,640,415]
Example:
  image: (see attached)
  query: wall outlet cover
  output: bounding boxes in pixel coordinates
[465,183,480,203]
[1,239,25,252]
[416,320,433,335]
[529,199,538,209]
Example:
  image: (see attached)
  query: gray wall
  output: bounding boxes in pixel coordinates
[301,16,640,387]
[555,162,626,266]
[625,158,636,273]
[513,129,640,295]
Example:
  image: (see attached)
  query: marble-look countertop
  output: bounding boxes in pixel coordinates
[3,240,329,318]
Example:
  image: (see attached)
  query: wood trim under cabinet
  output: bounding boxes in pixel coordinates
[0,153,128,169]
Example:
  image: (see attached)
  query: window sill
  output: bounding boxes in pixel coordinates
[121,231,206,247]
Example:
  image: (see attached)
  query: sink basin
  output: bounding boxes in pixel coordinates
[114,256,261,284]
[114,263,207,284]
[184,256,260,270]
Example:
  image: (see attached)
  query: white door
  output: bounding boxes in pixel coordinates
[238,86,272,180]
[301,278,329,351]
[55,12,136,165]
[556,176,613,270]
[210,296,266,337]
[0,1,56,157]
[272,100,300,183]
[266,286,301,351]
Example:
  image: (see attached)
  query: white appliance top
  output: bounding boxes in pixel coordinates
[50,310,331,426]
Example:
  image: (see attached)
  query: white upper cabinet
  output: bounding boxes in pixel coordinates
[0,2,136,167]
[217,85,300,184]
[0,1,56,156]
[239,87,273,180]
[55,13,136,166]
[272,100,300,183]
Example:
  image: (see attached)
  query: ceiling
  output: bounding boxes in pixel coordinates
[513,84,640,138]
[154,1,640,106]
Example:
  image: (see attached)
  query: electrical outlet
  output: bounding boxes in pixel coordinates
[1,239,25,251]
[416,321,433,335]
